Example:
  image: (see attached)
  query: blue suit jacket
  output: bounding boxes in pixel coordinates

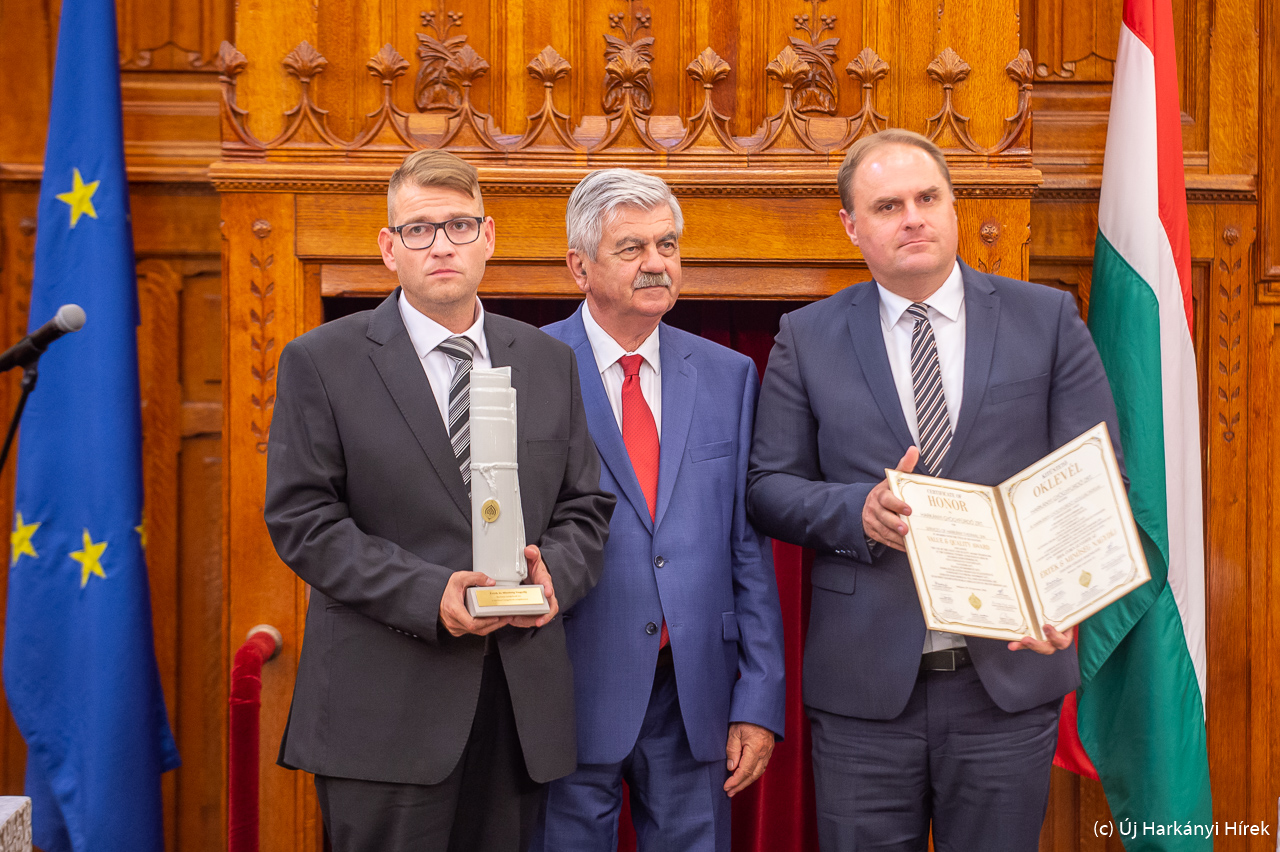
[544,308,786,764]
[746,262,1122,720]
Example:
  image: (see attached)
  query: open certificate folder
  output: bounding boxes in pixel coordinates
[886,423,1150,642]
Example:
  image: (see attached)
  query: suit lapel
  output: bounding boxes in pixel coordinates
[940,262,1000,478]
[847,284,914,453]
[655,324,695,529]
[367,290,470,520]
[564,309,654,532]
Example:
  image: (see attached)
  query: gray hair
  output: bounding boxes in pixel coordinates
[566,169,684,260]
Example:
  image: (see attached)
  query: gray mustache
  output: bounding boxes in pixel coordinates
[633,271,671,289]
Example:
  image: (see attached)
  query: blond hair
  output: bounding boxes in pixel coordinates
[836,129,953,214]
[387,150,483,224]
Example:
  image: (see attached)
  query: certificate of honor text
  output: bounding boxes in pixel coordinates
[886,423,1149,642]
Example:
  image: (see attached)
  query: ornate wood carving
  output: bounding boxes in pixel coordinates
[991,49,1035,154]
[757,45,824,154]
[1215,226,1247,442]
[925,48,982,154]
[271,42,344,150]
[842,48,889,145]
[248,220,276,454]
[215,42,263,153]
[350,45,416,152]
[788,0,840,116]
[671,49,745,156]
[210,38,1039,165]
[1024,0,1118,82]
[415,4,469,112]
[117,0,229,71]
[594,17,661,153]
[436,45,505,153]
[515,47,583,153]
[603,1,655,113]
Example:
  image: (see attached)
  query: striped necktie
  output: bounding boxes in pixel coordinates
[907,303,952,476]
[437,335,476,494]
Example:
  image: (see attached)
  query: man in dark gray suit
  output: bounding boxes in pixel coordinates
[264,150,615,852]
[746,129,1121,851]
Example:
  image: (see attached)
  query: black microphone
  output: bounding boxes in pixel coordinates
[0,304,87,373]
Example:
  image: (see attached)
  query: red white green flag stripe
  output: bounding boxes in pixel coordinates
[1053,0,1213,845]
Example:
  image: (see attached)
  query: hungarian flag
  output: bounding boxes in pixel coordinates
[1054,0,1213,846]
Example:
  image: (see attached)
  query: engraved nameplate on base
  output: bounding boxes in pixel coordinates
[465,367,549,618]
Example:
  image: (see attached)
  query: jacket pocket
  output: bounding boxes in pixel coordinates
[811,562,856,594]
[689,440,733,463]
[987,372,1050,404]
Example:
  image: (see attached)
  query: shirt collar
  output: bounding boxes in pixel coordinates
[397,291,489,362]
[581,300,662,376]
[877,259,964,331]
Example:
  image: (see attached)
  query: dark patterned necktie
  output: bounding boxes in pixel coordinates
[907,303,952,476]
[437,336,476,494]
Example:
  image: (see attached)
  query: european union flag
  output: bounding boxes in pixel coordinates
[2,0,180,848]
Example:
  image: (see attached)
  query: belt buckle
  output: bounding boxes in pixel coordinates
[937,650,957,671]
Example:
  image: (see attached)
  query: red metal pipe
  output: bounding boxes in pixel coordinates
[229,626,282,852]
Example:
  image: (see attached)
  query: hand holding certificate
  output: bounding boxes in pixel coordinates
[886,423,1149,643]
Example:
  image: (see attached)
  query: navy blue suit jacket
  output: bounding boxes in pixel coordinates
[746,262,1121,719]
[544,308,786,764]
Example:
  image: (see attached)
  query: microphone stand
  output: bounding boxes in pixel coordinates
[0,361,39,478]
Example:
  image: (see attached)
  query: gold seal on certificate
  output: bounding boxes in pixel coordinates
[886,423,1150,642]
[465,367,551,618]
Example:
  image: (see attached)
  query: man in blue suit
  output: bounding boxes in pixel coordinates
[537,169,786,852]
[746,130,1122,851]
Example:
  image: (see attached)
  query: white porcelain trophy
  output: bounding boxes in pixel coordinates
[464,367,551,617]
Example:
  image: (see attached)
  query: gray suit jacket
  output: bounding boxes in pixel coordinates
[747,262,1121,720]
[265,290,615,784]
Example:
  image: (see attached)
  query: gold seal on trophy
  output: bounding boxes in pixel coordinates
[481,499,501,523]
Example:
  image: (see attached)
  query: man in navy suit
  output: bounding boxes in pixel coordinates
[746,129,1122,851]
[537,169,786,852]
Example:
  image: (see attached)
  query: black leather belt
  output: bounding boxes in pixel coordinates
[920,647,971,672]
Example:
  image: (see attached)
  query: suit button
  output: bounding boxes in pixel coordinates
[654,556,665,568]
[645,622,658,635]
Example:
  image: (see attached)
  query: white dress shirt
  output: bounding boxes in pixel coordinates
[580,301,662,438]
[876,260,967,653]
[398,292,492,422]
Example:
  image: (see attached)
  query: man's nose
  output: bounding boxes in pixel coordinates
[901,201,925,228]
[427,229,457,255]
[639,244,666,272]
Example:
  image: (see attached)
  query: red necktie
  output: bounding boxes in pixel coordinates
[619,354,668,649]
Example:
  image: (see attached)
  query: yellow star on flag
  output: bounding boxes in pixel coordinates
[70,529,107,588]
[135,513,147,550]
[10,513,39,566]
[55,168,100,228]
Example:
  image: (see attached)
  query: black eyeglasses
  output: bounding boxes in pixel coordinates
[389,217,485,250]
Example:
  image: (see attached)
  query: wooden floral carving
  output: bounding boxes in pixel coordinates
[924,47,981,153]
[843,47,889,144]
[516,46,582,152]
[351,44,415,150]
[672,47,744,154]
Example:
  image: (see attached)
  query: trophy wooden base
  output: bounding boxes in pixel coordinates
[466,584,551,617]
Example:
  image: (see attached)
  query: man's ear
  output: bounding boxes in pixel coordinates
[377,228,398,271]
[565,249,590,295]
[838,208,858,246]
